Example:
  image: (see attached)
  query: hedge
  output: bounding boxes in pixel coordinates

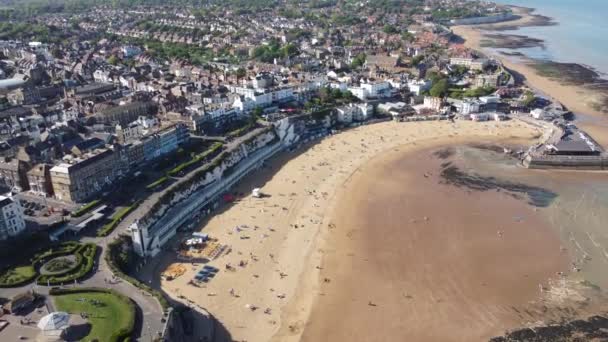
[167,142,223,177]
[0,242,80,288]
[71,199,102,217]
[50,287,136,342]
[97,202,141,237]
[105,239,170,311]
[0,265,37,288]
[31,242,80,265]
[227,122,256,139]
[36,244,97,286]
[146,176,168,190]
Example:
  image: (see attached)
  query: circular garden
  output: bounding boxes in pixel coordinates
[40,255,78,275]
[0,242,97,288]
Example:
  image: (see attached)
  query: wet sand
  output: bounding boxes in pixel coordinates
[300,145,569,342]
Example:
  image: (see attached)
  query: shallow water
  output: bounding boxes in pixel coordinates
[456,145,608,288]
[497,0,608,76]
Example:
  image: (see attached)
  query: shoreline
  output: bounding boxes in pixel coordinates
[451,7,608,146]
[156,120,547,342]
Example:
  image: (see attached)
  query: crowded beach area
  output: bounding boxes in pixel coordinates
[155,119,559,342]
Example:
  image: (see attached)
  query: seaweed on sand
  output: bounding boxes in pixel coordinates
[439,165,557,207]
[489,315,608,341]
[433,148,455,160]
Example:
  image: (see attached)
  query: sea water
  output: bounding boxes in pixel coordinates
[497,0,608,76]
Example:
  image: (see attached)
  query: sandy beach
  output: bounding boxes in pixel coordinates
[299,144,570,342]
[156,119,569,342]
[451,7,608,146]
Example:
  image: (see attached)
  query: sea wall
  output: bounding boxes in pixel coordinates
[138,127,278,231]
[523,154,608,170]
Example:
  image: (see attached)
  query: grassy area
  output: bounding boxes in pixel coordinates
[167,142,223,177]
[97,202,140,237]
[146,176,168,190]
[106,238,170,311]
[0,265,36,286]
[53,290,135,342]
[0,242,98,287]
[227,122,255,139]
[72,199,102,217]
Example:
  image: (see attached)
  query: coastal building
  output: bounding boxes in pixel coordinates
[335,103,373,123]
[0,195,26,240]
[0,159,29,191]
[140,123,189,162]
[470,113,490,121]
[423,96,443,111]
[50,149,120,203]
[407,79,431,96]
[27,164,54,197]
[459,99,481,115]
[349,81,392,100]
[96,101,156,126]
[450,57,488,71]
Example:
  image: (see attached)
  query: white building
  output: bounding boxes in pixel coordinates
[335,105,354,123]
[423,96,443,111]
[361,81,391,98]
[407,79,431,96]
[460,100,481,115]
[470,113,490,121]
[335,103,374,123]
[229,85,294,111]
[349,81,392,100]
[449,57,489,71]
[479,95,500,104]
[0,196,26,240]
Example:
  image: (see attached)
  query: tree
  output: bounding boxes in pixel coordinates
[383,24,398,35]
[411,55,424,67]
[107,55,119,65]
[235,68,246,78]
[51,47,63,59]
[280,43,298,58]
[351,53,366,69]
[319,87,331,103]
[252,107,263,120]
[331,87,343,100]
[401,31,415,42]
[522,90,535,107]
[429,79,449,98]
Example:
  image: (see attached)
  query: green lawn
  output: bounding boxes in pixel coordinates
[0,265,36,286]
[53,292,134,342]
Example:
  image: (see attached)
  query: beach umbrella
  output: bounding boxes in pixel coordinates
[37,312,70,331]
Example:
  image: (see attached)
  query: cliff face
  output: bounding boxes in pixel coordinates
[138,127,278,229]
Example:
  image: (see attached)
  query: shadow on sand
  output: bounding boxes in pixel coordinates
[134,139,326,341]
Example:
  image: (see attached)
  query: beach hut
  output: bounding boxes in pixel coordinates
[252,188,262,198]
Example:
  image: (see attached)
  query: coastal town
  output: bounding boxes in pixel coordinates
[0,0,607,341]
